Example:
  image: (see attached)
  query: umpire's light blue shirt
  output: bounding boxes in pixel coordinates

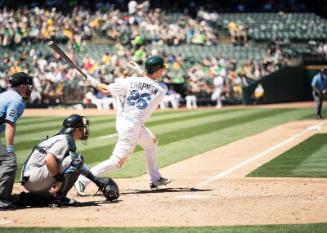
[0,89,26,134]
[311,73,327,91]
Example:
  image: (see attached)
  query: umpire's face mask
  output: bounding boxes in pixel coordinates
[20,84,33,101]
[81,117,90,141]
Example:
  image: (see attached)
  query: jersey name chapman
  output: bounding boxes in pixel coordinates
[130,82,159,95]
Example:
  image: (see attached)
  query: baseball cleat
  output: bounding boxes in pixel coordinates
[149,177,171,189]
[53,196,79,207]
[74,180,86,196]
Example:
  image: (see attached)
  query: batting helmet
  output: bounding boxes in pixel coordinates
[9,72,33,87]
[58,114,90,140]
[145,55,166,74]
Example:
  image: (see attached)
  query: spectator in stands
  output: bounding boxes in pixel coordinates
[160,87,181,109]
[0,2,304,108]
[312,69,327,120]
[211,75,224,108]
[185,90,198,109]
[252,83,264,104]
[227,21,238,46]
[237,22,248,47]
[29,76,42,104]
[317,42,327,58]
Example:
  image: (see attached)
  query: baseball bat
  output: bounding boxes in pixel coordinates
[48,41,88,80]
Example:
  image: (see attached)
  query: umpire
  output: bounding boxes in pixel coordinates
[0,72,33,210]
[312,69,327,120]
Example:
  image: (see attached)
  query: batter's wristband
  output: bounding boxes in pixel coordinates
[53,173,64,182]
[6,145,14,153]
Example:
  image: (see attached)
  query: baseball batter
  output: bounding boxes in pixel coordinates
[0,72,33,210]
[76,55,171,194]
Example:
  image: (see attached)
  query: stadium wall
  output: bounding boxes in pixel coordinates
[242,64,312,104]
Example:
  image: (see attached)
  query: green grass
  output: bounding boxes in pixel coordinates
[2,107,327,232]
[248,133,327,178]
[4,107,320,180]
[1,224,327,233]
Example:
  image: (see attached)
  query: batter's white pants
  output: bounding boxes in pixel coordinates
[79,115,162,186]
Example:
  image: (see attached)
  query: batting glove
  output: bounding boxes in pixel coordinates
[127,61,144,75]
[86,74,99,87]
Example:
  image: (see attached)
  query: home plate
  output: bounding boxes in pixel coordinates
[175,194,214,200]
[0,220,13,225]
[307,125,322,131]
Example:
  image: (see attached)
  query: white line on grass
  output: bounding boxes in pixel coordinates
[0,220,13,225]
[196,120,327,189]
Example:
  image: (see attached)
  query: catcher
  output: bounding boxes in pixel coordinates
[17,114,119,207]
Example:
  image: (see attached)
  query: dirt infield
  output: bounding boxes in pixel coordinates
[1,103,327,227]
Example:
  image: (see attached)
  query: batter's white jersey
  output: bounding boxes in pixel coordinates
[108,76,168,123]
[77,75,168,187]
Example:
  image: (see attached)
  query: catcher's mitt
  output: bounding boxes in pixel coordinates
[94,177,120,202]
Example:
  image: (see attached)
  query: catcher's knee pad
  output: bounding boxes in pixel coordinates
[64,152,85,173]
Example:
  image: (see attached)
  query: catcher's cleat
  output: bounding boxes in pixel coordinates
[149,177,171,189]
[53,196,79,207]
[74,180,86,196]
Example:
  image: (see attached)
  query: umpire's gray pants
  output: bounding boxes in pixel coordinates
[0,145,17,201]
[313,91,324,118]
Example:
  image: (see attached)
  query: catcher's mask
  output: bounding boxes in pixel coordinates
[145,55,166,74]
[58,114,90,140]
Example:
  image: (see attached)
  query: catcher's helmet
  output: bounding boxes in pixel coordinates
[9,72,33,87]
[145,55,166,74]
[58,114,90,139]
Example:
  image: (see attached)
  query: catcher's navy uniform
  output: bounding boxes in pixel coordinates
[18,115,119,207]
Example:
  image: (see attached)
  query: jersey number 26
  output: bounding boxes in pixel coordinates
[127,90,151,110]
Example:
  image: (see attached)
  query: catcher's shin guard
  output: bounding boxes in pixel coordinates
[57,172,80,197]
[54,172,80,207]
